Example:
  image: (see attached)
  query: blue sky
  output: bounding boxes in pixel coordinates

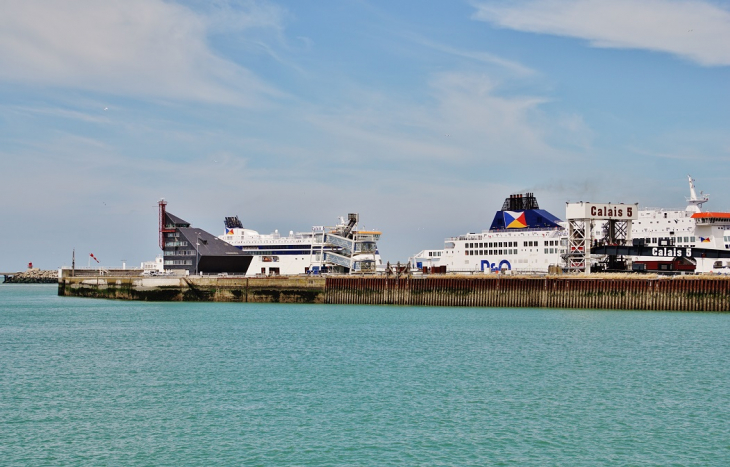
[1,0,729,270]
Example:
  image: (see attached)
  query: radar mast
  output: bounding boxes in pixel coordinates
[686,175,709,212]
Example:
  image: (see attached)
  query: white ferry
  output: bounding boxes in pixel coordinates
[410,193,568,274]
[595,176,730,274]
[411,177,730,276]
[219,213,383,276]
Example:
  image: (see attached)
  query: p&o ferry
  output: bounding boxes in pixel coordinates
[410,193,568,274]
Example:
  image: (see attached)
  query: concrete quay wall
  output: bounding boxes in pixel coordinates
[58,274,730,312]
[58,276,327,303]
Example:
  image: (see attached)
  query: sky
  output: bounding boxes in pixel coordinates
[1,0,729,270]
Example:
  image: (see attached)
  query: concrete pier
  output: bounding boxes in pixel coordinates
[58,274,730,312]
[58,275,326,303]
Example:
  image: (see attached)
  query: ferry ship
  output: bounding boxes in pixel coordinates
[594,176,730,274]
[410,193,568,274]
[411,177,730,275]
[219,213,383,276]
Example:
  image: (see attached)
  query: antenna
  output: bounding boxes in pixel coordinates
[686,175,709,212]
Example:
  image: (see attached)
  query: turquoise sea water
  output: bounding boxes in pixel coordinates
[1,285,729,466]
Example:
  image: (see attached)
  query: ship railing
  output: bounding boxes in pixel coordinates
[447,228,566,242]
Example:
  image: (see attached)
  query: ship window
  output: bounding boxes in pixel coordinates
[664,213,667,218]
[691,237,696,242]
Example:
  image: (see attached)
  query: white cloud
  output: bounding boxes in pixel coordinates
[0,0,283,104]
[405,34,536,77]
[473,0,730,66]
[299,70,582,167]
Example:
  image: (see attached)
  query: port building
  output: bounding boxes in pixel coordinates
[159,200,251,275]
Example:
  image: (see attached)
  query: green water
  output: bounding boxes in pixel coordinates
[1,285,729,466]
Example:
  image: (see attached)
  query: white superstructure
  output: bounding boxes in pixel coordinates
[411,193,568,274]
[219,213,383,276]
[623,176,730,273]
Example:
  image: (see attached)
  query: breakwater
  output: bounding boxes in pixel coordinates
[3,269,57,283]
[58,274,730,312]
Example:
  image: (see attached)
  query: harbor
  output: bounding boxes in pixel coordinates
[58,273,730,312]
[48,175,730,312]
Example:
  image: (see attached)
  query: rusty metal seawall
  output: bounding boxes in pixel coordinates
[324,276,730,312]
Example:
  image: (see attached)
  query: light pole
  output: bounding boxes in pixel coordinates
[195,233,201,276]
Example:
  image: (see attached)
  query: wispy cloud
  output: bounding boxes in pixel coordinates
[472,0,730,66]
[0,0,285,105]
[405,33,536,77]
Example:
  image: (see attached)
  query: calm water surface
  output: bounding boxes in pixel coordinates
[1,284,729,466]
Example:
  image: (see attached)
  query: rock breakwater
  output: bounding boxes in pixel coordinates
[4,269,58,284]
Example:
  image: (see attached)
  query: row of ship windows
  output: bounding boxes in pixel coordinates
[466,247,567,256]
[466,249,518,256]
[465,240,561,249]
[427,251,442,257]
[465,241,518,248]
[165,232,180,238]
[641,237,696,244]
[249,250,324,256]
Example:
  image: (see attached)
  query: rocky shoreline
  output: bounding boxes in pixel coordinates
[3,269,58,284]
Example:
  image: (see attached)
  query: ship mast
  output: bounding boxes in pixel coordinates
[686,175,709,212]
